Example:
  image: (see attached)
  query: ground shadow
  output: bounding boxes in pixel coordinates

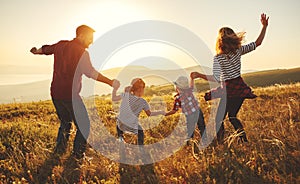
[34,152,81,184]
[34,153,61,183]
[119,143,158,184]
[199,148,273,184]
[119,163,158,184]
[58,155,81,183]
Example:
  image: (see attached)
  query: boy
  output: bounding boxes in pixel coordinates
[165,76,207,145]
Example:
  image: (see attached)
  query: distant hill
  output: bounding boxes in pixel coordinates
[0,80,51,104]
[0,66,299,104]
[138,67,300,96]
[242,67,300,87]
[0,65,52,75]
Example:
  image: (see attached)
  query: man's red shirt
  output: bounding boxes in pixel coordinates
[42,39,98,100]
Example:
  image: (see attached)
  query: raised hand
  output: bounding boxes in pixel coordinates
[112,79,120,90]
[260,13,269,27]
[190,72,200,79]
[30,47,37,54]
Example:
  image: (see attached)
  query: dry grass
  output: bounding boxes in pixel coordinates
[0,83,299,183]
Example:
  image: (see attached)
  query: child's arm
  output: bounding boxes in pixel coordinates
[190,72,217,82]
[112,85,121,101]
[165,95,180,116]
[144,109,166,117]
[165,109,177,116]
[190,75,195,88]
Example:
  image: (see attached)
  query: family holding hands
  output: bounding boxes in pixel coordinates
[112,75,207,146]
[30,13,269,159]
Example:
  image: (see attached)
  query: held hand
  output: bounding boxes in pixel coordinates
[112,79,120,90]
[190,72,200,79]
[260,13,269,27]
[30,47,37,54]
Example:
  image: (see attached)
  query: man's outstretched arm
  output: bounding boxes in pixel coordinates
[30,47,44,54]
[30,44,55,55]
[96,73,120,88]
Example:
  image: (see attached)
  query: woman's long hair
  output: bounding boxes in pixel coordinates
[215,27,245,55]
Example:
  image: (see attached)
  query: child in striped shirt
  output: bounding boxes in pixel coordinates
[112,78,165,145]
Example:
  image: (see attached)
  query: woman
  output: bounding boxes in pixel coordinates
[191,13,269,144]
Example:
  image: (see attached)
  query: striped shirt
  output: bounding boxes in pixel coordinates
[213,42,256,82]
[117,92,150,134]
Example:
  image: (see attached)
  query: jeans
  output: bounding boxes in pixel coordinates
[186,109,207,141]
[215,97,248,143]
[117,123,144,145]
[52,98,90,157]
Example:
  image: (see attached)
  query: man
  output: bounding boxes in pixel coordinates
[30,25,120,158]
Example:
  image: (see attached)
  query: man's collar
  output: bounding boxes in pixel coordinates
[73,38,85,48]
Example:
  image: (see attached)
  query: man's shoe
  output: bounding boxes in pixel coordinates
[53,144,66,155]
[71,151,84,160]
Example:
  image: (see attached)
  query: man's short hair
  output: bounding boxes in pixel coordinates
[76,25,95,37]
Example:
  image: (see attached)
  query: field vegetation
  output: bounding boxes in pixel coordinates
[0,82,299,183]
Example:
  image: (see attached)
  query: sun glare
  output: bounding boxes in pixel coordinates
[82,1,149,39]
[99,41,200,71]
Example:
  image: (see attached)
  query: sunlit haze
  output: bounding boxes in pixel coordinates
[0,0,299,85]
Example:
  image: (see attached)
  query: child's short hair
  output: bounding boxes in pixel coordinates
[174,76,189,90]
[131,78,145,92]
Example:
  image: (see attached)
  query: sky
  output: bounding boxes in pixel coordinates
[0,0,299,84]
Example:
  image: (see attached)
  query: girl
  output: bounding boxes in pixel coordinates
[191,13,269,143]
[112,78,165,145]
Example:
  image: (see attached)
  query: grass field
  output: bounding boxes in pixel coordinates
[0,82,299,184]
